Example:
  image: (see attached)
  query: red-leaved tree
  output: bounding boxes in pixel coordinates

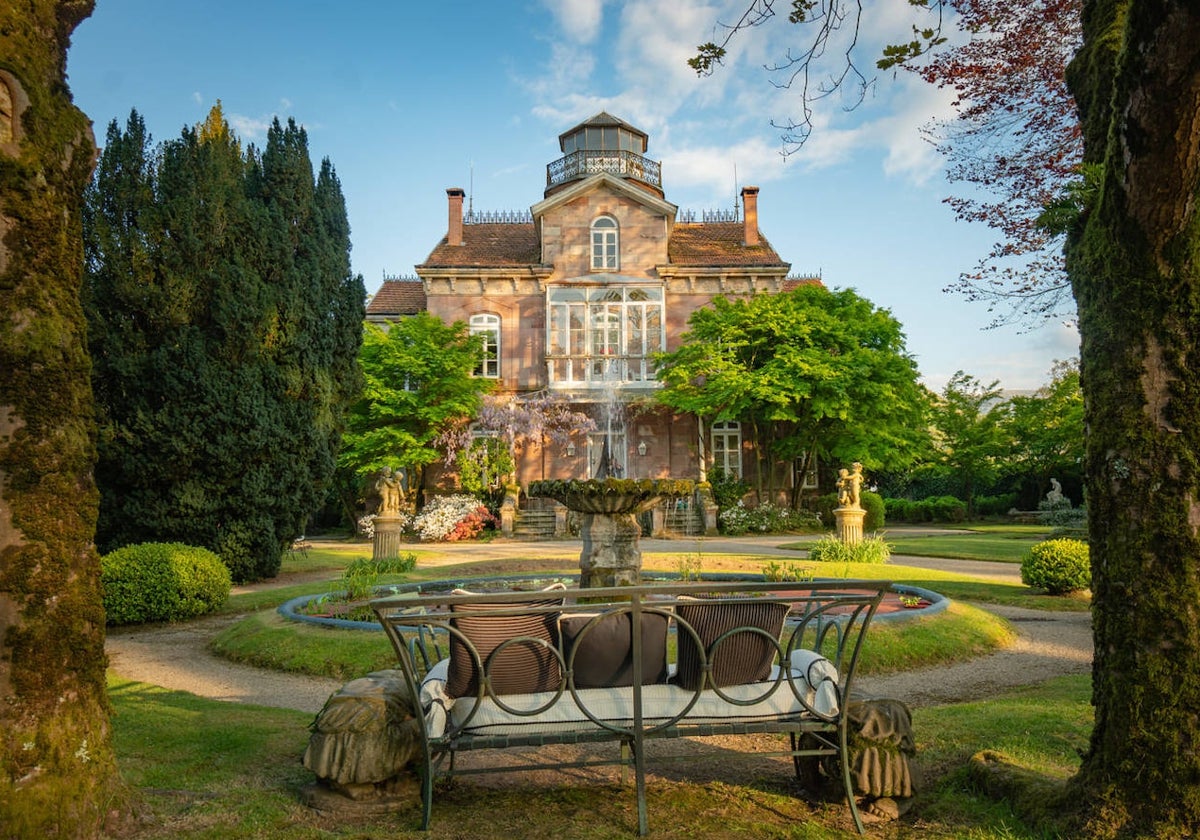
[918,0,1083,327]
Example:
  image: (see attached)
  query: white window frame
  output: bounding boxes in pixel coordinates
[469,313,500,379]
[591,215,619,271]
[711,420,743,479]
[546,285,663,387]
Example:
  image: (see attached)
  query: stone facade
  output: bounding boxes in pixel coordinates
[367,112,820,497]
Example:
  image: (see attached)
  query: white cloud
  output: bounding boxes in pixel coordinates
[227,113,271,141]
[192,91,203,105]
[542,0,608,43]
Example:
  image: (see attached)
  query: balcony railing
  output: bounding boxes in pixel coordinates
[545,354,659,388]
[547,150,662,190]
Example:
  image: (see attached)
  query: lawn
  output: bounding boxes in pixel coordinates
[112,528,1092,838]
[107,673,1091,839]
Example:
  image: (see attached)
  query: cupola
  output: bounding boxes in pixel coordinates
[545,112,663,198]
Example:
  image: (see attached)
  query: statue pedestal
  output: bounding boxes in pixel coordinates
[373,515,406,562]
[579,512,643,588]
[834,507,866,546]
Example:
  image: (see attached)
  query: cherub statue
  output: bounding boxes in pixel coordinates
[837,462,865,509]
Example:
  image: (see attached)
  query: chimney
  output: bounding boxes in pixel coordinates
[447,187,465,246]
[741,186,760,247]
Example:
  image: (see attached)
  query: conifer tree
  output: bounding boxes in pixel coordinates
[84,107,365,581]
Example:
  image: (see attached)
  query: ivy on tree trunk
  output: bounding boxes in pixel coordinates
[1066,0,1200,834]
[0,1,131,835]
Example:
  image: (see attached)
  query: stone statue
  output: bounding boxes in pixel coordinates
[302,670,420,813]
[376,467,405,515]
[837,462,865,509]
[1046,477,1064,506]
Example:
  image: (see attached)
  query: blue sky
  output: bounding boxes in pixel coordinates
[66,0,1079,392]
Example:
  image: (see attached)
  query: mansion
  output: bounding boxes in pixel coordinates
[366,113,819,511]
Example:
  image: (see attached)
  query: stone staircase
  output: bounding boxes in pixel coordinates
[662,500,704,536]
[511,508,557,540]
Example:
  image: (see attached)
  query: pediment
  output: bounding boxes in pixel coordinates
[531,172,677,222]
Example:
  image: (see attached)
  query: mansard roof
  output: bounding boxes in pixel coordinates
[668,222,785,267]
[417,218,786,270]
[365,277,425,319]
[419,223,542,269]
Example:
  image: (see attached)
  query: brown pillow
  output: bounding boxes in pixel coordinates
[560,611,669,688]
[445,596,563,699]
[674,599,790,691]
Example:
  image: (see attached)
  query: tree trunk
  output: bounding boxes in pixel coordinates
[0,2,129,835]
[1066,0,1200,834]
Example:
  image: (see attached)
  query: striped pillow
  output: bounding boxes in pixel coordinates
[674,599,790,691]
[445,596,564,699]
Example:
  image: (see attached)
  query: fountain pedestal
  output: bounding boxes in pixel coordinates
[529,477,694,590]
[579,512,644,588]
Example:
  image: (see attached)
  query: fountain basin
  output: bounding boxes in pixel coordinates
[528,478,694,514]
[278,574,948,631]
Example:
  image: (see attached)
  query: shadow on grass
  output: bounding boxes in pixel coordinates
[108,673,1091,840]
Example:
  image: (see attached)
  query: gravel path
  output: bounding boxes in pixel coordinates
[104,537,1093,714]
[855,605,1093,705]
[106,615,343,715]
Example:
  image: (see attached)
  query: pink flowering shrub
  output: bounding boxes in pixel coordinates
[412,494,497,541]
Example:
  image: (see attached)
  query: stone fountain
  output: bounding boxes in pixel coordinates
[530,440,692,588]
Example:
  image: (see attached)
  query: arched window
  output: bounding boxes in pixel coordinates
[711,420,742,478]
[591,215,618,271]
[469,313,500,379]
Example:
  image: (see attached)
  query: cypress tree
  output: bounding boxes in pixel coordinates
[84,106,364,581]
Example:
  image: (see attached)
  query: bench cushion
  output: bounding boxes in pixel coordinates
[445,594,564,698]
[560,611,670,689]
[419,649,840,739]
[674,599,791,690]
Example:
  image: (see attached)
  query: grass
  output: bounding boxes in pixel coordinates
[112,524,1093,838]
[107,671,1091,839]
[210,611,398,681]
[779,529,1051,564]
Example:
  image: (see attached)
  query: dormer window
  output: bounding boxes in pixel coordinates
[591,216,619,271]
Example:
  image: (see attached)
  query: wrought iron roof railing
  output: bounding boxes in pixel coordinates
[547,149,662,189]
[464,209,534,225]
[677,208,741,224]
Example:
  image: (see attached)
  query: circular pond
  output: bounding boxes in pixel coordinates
[278,574,947,632]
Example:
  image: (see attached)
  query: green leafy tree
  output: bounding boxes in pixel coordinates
[930,371,1009,516]
[83,108,364,581]
[0,1,130,833]
[1004,359,1084,505]
[655,286,930,505]
[697,1,1200,833]
[339,314,492,494]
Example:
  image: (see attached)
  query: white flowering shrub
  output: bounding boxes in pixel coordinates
[357,513,377,540]
[718,501,820,535]
[412,494,497,541]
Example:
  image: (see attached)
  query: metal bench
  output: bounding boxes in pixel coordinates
[372,579,888,835]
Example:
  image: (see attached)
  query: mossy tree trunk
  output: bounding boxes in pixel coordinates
[0,1,129,835]
[1066,0,1200,834]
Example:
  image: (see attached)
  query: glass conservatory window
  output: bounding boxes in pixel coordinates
[547,285,663,386]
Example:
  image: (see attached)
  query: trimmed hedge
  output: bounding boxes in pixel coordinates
[101,542,232,625]
[883,495,968,523]
[1020,538,1091,595]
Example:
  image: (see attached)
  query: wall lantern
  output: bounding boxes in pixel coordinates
[637,441,648,456]
[566,442,576,457]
